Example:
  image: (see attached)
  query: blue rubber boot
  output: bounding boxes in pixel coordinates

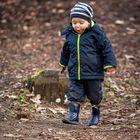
[88,105,100,126]
[62,102,80,125]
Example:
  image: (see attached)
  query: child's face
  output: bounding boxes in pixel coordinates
[72,18,90,34]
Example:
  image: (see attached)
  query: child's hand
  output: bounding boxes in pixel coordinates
[106,67,116,75]
[61,67,66,74]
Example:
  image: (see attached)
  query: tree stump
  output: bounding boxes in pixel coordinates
[25,69,68,104]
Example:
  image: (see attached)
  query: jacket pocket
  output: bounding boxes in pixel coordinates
[96,55,104,72]
[68,61,77,73]
[82,55,98,73]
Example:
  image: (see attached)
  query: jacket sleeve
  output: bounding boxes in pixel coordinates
[59,40,70,67]
[97,29,117,69]
[103,33,117,69]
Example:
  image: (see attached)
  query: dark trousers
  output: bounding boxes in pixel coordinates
[67,80,103,105]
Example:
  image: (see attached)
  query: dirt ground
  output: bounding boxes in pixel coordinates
[0,0,140,140]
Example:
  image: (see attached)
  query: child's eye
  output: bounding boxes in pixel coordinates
[72,22,76,25]
[80,22,84,24]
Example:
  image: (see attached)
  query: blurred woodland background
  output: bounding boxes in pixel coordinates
[0,0,140,140]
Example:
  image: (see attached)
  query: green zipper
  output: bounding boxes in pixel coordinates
[76,21,95,80]
[77,34,81,80]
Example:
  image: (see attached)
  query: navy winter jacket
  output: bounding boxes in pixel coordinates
[60,20,117,80]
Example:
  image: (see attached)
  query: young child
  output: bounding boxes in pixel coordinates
[59,2,117,126]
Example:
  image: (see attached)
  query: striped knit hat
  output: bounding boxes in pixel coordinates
[70,2,93,22]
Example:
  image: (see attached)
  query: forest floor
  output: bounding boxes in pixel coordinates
[0,0,140,140]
